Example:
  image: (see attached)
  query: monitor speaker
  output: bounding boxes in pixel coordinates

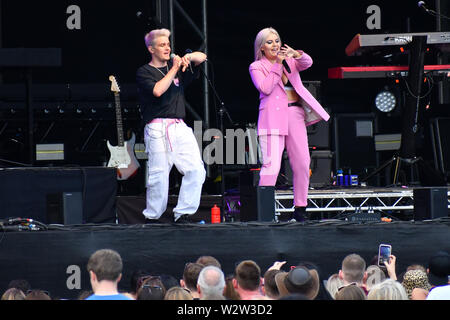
[413,187,448,221]
[240,171,275,222]
[333,113,377,176]
[46,192,84,225]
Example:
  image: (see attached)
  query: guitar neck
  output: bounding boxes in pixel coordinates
[114,92,125,147]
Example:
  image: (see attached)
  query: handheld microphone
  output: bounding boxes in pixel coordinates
[282,60,291,74]
[185,49,194,74]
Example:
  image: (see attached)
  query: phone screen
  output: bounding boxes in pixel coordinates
[378,245,392,266]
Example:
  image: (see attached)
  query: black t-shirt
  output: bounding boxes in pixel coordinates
[136,61,200,126]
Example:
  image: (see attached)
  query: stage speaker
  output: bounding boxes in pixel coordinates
[413,187,448,221]
[333,113,377,176]
[310,150,333,187]
[46,192,84,225]
[279,150,333,188]
[240,171,275,222]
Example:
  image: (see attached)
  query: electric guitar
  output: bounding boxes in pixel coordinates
[107,76,140,180]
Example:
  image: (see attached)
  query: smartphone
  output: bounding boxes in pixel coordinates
[378,244,392,267]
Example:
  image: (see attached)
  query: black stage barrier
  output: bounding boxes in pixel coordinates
[0,220,448,299]
[0,167,117,224]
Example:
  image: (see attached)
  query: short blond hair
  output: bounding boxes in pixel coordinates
[145,28,171,48]
[367,279,408,300]
[254,27,281,61]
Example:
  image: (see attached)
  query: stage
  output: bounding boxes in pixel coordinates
[0,167,449,300]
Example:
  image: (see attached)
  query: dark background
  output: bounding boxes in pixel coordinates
[0,0,449,190]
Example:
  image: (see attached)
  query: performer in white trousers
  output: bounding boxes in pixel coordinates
[136,28,207,223]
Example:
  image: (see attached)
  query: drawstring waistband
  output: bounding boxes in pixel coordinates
[148,118,184,152]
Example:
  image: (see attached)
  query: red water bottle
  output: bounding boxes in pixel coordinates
[211,205,221,224]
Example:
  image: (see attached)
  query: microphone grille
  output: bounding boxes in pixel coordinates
[170,54,176,59]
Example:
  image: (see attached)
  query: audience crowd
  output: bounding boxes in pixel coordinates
[2,249,449,301]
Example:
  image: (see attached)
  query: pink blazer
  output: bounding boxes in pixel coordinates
[249,52,330,136]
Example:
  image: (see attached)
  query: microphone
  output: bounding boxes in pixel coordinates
[282,60,291,74]
[418,1,429,12]
[185,49,194,74]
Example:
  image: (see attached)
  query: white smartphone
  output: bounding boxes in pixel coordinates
[378,244,392,267]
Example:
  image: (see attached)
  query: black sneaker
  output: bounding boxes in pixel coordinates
[145,218,160,224]
[175,215,193,224]
[293,207,308,222]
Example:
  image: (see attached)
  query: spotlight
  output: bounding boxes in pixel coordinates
[375,91,397,113]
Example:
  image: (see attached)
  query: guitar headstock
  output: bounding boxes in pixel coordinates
[109,75,121,93]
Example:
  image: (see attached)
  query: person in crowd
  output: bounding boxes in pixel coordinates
[233,260,265,300]
[25,290,51,300]
[136,276,166,300]
[367,279,408,300]
[136,28,207,223]
[85,249,133,300]
[335,283,367,300]
[425,251,450,300]
[7,279,31,294]
[401,269,432,300]
[263,269,282,299]
[197,266,226,300]
[249,27,329,221]
[164,286,193,300]
[365,265,386,291]
[127,270,150,300]
[262,260,286,299]
[325,273,344,300]
[339,254,369,295]
[1,288,26,300]
[223,274,241,300]
[274,265,320,300]
[196,255,222,269]
[297,261,333,300]
[180,262,204,299]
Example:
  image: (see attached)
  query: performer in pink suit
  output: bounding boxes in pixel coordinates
[249,27,330,221]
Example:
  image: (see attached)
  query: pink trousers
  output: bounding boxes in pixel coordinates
[258,107,310,207]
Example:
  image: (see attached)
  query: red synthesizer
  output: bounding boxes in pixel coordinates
[328,65,450,79]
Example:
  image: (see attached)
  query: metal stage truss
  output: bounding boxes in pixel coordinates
[274,188,450,217]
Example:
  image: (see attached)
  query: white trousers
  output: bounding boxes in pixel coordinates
[143,120,206,220]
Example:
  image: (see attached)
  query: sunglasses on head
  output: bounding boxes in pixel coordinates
[137,275,161,289]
